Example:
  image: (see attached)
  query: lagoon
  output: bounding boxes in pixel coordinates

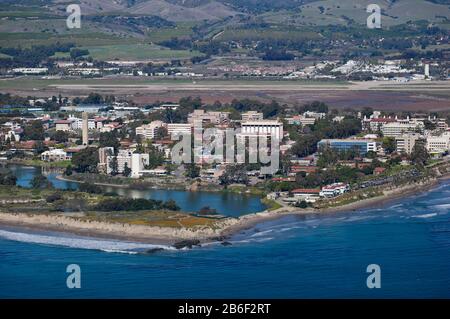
[7,165,266,217]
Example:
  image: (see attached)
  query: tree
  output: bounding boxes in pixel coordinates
[78,182,102,194]
[109,156,119,176]
[54,130,69,143]
[382,137,396,154]
[123,162,131,177]
[65,164,73,176]
[317,146,339,168]
[163,199,180,211]
[219,164,249,187]
[185,164,200,178]
[31,174,50,189]
[295,200,308,209]
[99,131,120,150]
[155,126,168,140]
[0,169,16,186]
[423,120,437,131]
[72,147,99,173]
[23,120,44,141]
[147,145,165,169]
[410,140,429,167]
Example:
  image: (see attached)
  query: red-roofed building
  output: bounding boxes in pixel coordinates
[12,140,36,152]
[271,177,295,182]
[364,117,397,131]
[291,188,321,195]
[55,120,72,132]
[290,165,318,175]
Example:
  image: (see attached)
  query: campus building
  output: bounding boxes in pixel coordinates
[241,111,264,122]
[426,133,450,155]
[381,122,424,137]
[240,120,284,140]
[136,121,165,140]
[395,133,421,154]
[188,110,230,125]
[317,139,377,156]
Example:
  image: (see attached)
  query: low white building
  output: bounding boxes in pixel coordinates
[320,183,350,198]
[41,148,69,162]
[11,67,48,75]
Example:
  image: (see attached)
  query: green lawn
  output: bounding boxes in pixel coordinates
[82,43,202,61]
[0,32,143,48]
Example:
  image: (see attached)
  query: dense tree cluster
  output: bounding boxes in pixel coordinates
[0,43,75,68]
[72,147,99,173]
[0,168,17,186]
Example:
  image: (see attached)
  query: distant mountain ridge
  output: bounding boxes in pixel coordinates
[8,0,450,24]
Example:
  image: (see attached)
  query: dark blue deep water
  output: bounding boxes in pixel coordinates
[0,172,449,298]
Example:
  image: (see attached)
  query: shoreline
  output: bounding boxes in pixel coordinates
[1,174,449,248]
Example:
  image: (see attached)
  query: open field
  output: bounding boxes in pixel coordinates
[81,43,202,60]
[1,77,449,111]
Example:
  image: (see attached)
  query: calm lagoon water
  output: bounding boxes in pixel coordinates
[0,166,449,298]
[7,165,265,217]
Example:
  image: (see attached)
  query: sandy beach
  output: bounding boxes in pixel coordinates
[0,174,449,247]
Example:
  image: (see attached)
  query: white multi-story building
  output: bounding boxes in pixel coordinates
[381,122,424,137]
[167,123,193,137]
[107,149,132,174]
[395,133,422,154]
[69,116,107,131]
[136,121,165,140]
[426,133,450,155]
[242,111,264,122]
[188,110,230,125]
[131,153,150,178]
[98,147,114,173]
[106,150,151,177]
[240,120,284,140]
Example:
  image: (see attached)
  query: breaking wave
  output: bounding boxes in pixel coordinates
[0,229,175,254]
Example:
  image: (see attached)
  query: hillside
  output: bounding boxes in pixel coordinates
[4,0,450,24]
[0,0,448,61]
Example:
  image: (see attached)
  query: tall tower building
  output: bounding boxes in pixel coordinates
[424,64,430,78]
[82,112,89,146]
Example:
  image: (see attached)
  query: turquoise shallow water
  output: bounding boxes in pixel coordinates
[0,179,450,298]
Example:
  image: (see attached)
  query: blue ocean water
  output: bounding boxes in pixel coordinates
[1,181,450,298]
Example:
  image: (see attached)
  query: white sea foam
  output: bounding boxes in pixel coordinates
[431,204,450,210]
[250,229,274,237]
[412,213,438,219]
[0,229,174,253]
